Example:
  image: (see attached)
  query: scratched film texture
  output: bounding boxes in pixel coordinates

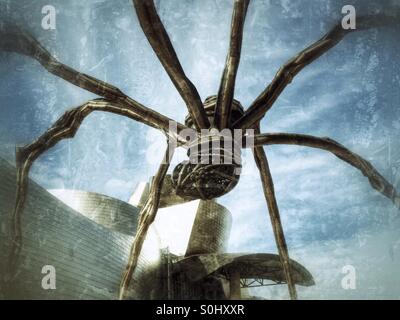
[0,0,400,299]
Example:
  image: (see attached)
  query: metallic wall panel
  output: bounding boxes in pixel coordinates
[49,189,139,236]
[0,158,158,299]
[185,200,232,256]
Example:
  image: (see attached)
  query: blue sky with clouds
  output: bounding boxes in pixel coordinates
[1,0,400,299]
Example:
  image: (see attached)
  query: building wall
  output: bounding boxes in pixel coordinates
[0,158,234,300]
[0,158,158,299]
[49,189,138,236]
[185,200,232,256]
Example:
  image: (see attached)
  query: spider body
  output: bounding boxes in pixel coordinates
[172,95,244,200]
[2,0,399,301]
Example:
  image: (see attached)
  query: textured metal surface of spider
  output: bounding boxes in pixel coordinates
[1,0,399,300]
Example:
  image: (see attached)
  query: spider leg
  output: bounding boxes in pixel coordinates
[7,99,181,276]
[132,0,209,130]
[251,133,400,209]
[214,0,250,129]
[234,13,400,129]
[0,23,188,138]
[252,126,297,300]
[1,24,122,99]
[119,144,174,300]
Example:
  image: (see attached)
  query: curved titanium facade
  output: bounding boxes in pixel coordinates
[49,189,138,235]
[185,200,232,256]
[0,158,160,299]
[173,253,315,286]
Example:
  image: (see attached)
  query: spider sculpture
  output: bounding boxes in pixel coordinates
[2,0,399,300]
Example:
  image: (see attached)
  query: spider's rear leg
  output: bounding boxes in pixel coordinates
[7,98,172,275]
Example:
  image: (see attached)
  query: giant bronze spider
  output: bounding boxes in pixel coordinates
[1,0,399,300]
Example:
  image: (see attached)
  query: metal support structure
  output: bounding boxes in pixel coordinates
[229,270,242,300]
[240,278,283,288]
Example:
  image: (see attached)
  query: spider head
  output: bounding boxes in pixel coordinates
[184,95,245,129]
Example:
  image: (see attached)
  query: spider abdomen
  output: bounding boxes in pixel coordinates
[172,133,242,200]
[172,162,241,200]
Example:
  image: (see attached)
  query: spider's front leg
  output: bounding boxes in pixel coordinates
[0,22,187,141]
[119,145,174,300]
[234,13,400,129]
[252,126,297,300]
[133,0,209,130]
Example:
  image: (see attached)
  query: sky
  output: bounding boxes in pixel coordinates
[1,0,400,299]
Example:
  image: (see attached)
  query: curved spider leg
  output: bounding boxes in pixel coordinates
[252,126,297,300]
[234,13,400,129]
[251,133,400,209]
[119,144,175,300]
[0,24,123,99]
[214,0,250,129]
[6,99,180,277]
[133,0,209,130]
[0,23,188,141]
